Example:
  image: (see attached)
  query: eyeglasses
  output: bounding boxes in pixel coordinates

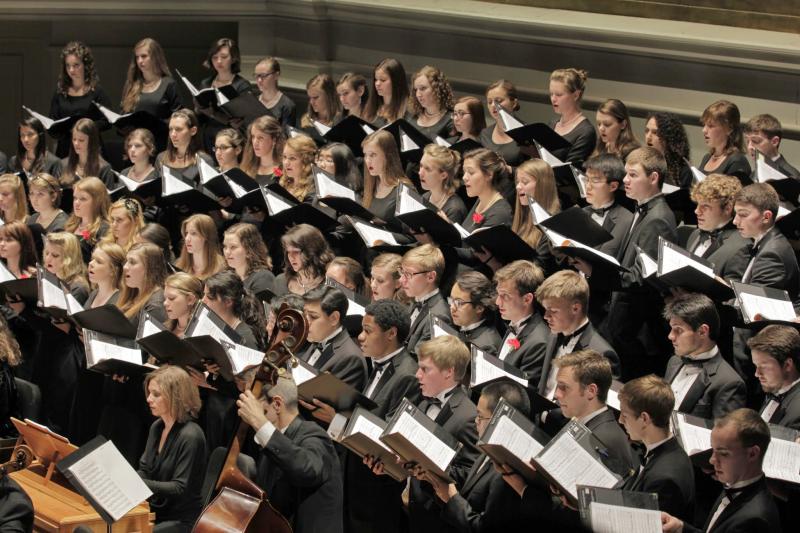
[254,72,276,81]
[447,297,476,309]
[587,176,608,185]
[452,111,471,119]
[398,269,432,280]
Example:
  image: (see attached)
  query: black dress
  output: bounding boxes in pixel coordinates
[548,117,596,170]
[121,165,162,223]
[423,191,467,224]
[138,419,207,529]
[479,126,525,167]
[134,78,183,153]
[8,152,63,182]
[262,93,297,128]
[411,113,454,140]
[50,87,114,158]
[198,75,253,156]
[699,151,752,185]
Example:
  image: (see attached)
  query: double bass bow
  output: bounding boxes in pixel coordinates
[193,305,308,533]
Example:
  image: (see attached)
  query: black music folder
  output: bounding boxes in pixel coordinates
[93,102,164,133]
[381,119,432,163]
[22,106,81,138]
[463,225,537,264]
[539,205,613,248]
[495,105,571,152]
[0,261,37,302]
[83,330,154,377]
[160,166,221,212]
[656,237,734,301]
[323,114,378,156]
[577,486,661,533]
[71,304,138,339]
[297,371,376,414]
[337,407,408,482]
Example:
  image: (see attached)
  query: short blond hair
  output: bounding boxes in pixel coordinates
[402,244,445,280]
[535,270,588,310]
[417,335,470,381]
[691,173,742,212]
[494,260,544,298]
[626,146,667,186]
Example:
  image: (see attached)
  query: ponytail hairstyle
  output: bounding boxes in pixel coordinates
[118,242,168,319]
[166,109,203,162]
[337,72,370,116]
[215,128,245,166]
[462,148,509,192]
[593,99,640,160]
[512,159,561,247]
[16,117,48,173]
[241,115,285,177]
[549,68,589,102]
[139,223,175,264]
[64,177,111,244]
[0,174,29,223]
[486,80,520,112]
[421,144,461,196]
[204,270,267,350]
[164,272,203,332]
[63,118,104,186]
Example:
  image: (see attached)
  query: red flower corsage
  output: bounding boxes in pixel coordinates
[80,230,91,241]
[273,166,283,177]
[471,212,485,224]
[507,338,520,350]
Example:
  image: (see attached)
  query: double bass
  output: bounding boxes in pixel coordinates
[193,306,308,532]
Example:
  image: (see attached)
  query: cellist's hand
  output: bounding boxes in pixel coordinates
[237,390,269,431]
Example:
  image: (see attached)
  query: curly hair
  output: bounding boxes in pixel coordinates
[410,65,454,117]
[280,135,317,202]
[646,112,690,187]
[58,41,99,96]
[0,314,22,367]
[281,224,334,284]
[690,173,742,213]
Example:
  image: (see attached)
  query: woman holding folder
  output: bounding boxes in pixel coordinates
[300,73,342,129]
[174,214,225,281]
[479,80,526,168]
[59,118,116,188]
[364,58,409,126]
[241,115,284,185]
[361,130,413,222]
[418,144,466,223]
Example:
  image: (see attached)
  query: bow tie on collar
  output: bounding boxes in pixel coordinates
[680,357,705,367]
[373,359,392,373]
[699,228,724,241]
[589,205,612,217]
[427,389,456,407]
[635,202,650,216]
[766,391,785,403]
[723,484,750,500]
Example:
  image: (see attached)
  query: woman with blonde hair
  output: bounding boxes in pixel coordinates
[280,134,317,203]
[241,115,285,183]
[368,253,407,303]
[138,365,206,529]
[102,198,145,251]
[120,37,181,152]
[409,65,455,140]
[28,173,68,234]
[253,56,296,127]
[276,224,334,296]
[548,68,595,168]
[163,272,203,337]
[43,232,90,301]
[86,241,125,308]
[64,177,110,262]
[361,130,412,222]
[0,174,29,224]
[300,73,342,129]
[118,242,168,328]
[223,223,275,296]
[59,118,116,188]
[418,144,466,223]
[174,214,225,280]
[0,314,22,436]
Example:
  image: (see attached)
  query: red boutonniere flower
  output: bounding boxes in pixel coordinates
[507,338,520,350]
[273,166,283,178]
[80,230,91,241]
[471,212,485,224]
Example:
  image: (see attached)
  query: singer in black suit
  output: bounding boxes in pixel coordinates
[618,375,695,522]
[582,154,634,259]
[299,285,368,391]
[748,325,800,430]
[238,378,343,533]
[449,271,502,357]
[661,409,781,533]
[663,294,746,419]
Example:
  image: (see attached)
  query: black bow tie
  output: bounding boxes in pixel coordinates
[636,202,650,216]
[766,391,785,403]
[589,205,612,217]
[699,228,723,242]
[680,357,705,367]
[724,485,750,500]
[427,389,456,407]
[749,243,760,258]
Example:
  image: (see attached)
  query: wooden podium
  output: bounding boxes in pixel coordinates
[8,418,153,533]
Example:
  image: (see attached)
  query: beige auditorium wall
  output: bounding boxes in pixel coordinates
[2,0,798,164]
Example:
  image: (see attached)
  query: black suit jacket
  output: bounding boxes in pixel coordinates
[685,225,751,281]
[664,350,746,420]
[440,454,524,533]
[536,322,620,395]
[409,387,480,533]
[623,437,695,522]
[685,477,781,533]
[584,203,634,258]
[0,477,32,533]
[584,408,637,477]
[345,350,421,533]
[760,380,800,430]
[743,226,800,306]
[299,328,368,391]
[460,322,502,358]
[499,314,551,385]
[616,195,678,286]
[256,416,343,533]
[407,292,453,358]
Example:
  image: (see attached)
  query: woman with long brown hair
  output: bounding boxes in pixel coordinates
[223,222,276,295]
[363,58,409,125]
[241,115,285,184]
[276,223,334,296]
[361,130,412,222]
[174,214,225,280]
[300,73,342,129]
[163,272,203,337]
[118,242,169,329]
[697,100,751,184]
[409,65,455,140]
[8,117,63,180]
[59,118,116,188]
[592,99,640,161]
[0,222,38,279]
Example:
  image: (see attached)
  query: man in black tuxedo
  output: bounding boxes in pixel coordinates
[748,325,800,430]
[685,173,750,280]
[663,293,745,419]
[401,244,453,358]
[617,375,695,522]
[449,271,501,357]
[424,381,529,532]
[744,114,800,180]
[661,409,782,533]
[405,335,479,533]
[0,477,33,533]
[582,153,634,259]
[493,260,550,383]
[298,284,368,390]
[535,270,620,403]
[237,376,343,533]
[575,147,678,380]
[302,300,421,533]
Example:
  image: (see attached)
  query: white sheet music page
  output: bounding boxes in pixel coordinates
[139,315,163,339]
[225,177,248,199]
[432,322,450,339]
[349,414,392,452]
[190,307,236,345]
[316,170,355,200]
[756,157,789,183]
[88,337,142,366]
[264,191,293,215]
[638,249,658,278]
[361,123,375,135]
[661,183,681,195]
[690,165,706,184]
[763,438,800,483]
[68,439,152,522]
[0,261,16,282]
[529,200,551,224]
[291,362,317,386]
[119,174,153,191]
[41,277,68,309]
[399,130,419,152]
[64,290,84,315]
[22,106,56,129]
[537,144,566,167]
[221,341,263,375]
[352,220,399,246]
[660,242,714,278]
[390,411,456,472]
[397,184,427,215]
[95,102,123,124]
[497,106,524,130]
[738,292,795,322]
[589,501,661,533]
[488,415,544,461]
[471,349,528,387]
[434,136,451,147]
[197,157,219,185]
[453,223,471,239]
[535,432,619,499]
[675,414,711,454]
[162,167,193,195]
[313,120,332,136]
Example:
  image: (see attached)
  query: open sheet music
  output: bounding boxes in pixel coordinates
[351,218,399,247]
[732,281,796,323]
[186,304,239,345]
[84,330,155,376]
[657,237,715,278]
[161,166,194,195]
[636,247,658,278]
[430,315,459,339]
[336,407,408,482]
[314,167,356,200]
[58,436,152,523]
[577,486,661,533]
[672,412,712,455]
[478,398,549,481]
[763,435,800,484]
[469,347,530,388]
[219,339,264,375]
[262,188,295,215]
[396,183,428,215]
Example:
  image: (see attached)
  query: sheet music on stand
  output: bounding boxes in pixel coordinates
[731,281,796,323]
[531,419,623,504]
[57,435,153,525]
[577,485,661,533]
[380,398,463,482]
[477,398,550,481]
